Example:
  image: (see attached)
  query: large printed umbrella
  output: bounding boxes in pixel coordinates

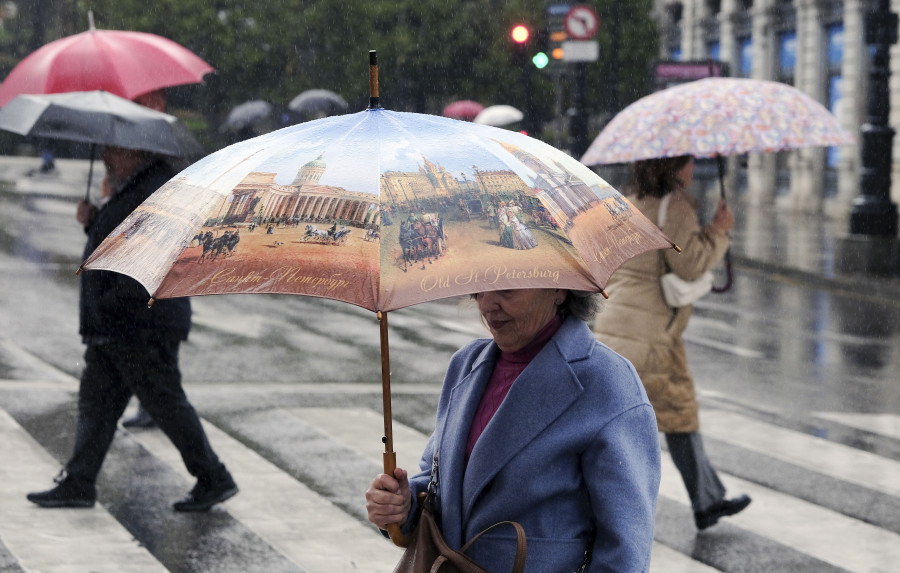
[80,52,675,544]
[581,77,855,165]
[0,11,213,107]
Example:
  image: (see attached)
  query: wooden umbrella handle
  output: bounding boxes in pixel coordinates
[379,311,411,547]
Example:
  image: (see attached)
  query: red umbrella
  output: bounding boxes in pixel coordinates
[0,12,213,107]
[441,99,484,121]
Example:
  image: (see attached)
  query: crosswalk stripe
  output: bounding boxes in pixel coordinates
[0,410,167,573]
[133,416,404,573]
[650,543,720,573]
[293,407,714,573]
[815,412,900,442]
[660,450,900,573]
[701,409,900,498]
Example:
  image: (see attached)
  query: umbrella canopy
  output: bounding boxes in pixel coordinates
[581,77,856,166]
[288,89,349,117]
[221,99,275,132]
[442,99,484,121]
[0,90,201,157]
[81,109,674,311]
[473,104,524,127]
[0,13,213,107]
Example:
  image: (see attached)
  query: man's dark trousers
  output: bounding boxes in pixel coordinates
[65,335,225,484]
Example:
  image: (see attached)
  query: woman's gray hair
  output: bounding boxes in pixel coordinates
[467,289,603,322]
[559,290,602,322]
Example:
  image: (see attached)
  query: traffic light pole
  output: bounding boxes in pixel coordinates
[569,62,588,158]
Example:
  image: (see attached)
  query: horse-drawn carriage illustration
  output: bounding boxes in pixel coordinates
[194,229,241,263]
[302,223,351,245]
[398,212,446,271]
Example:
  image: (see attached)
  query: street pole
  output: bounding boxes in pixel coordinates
[569,62,588,157]
[850,0,898,236]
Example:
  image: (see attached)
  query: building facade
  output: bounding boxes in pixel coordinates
[655,0,900,217]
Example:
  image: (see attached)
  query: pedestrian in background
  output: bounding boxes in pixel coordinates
[28,144,238,512]
[367,288,660,571]
[593,155,750,530]
[79,88,175,429]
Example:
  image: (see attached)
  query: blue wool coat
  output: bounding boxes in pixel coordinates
[403,317,660,572]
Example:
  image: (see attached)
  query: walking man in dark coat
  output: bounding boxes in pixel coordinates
[27,145,238,512]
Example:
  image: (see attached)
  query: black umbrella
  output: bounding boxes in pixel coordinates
[288,89,348,117]
[0,90,202,199]
[221,99,275,132]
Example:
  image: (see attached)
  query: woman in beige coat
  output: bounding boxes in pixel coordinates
[593,155,751,530]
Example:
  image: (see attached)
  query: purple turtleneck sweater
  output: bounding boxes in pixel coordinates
[465,314,564,461]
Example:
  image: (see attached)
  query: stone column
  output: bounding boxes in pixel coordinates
[746,0,778,205]
[790,0,828,212]
[831,0,868,218]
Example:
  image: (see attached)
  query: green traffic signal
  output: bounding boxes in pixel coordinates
[532,51,549,69]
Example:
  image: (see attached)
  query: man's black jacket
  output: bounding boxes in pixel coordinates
[79,158,191,343]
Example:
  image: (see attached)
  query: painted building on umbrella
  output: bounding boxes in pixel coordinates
[653,0,898,217]
[381,156,461,206]
[223,156,380,227]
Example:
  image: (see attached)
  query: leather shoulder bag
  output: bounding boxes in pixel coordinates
[393,451,527,573]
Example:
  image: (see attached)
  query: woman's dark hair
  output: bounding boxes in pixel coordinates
[629,155,692,199]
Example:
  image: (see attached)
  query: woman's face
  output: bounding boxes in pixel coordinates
[476,288,563,352]
[675,157,695,188]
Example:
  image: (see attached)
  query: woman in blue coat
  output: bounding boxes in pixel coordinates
[367,288,661,572]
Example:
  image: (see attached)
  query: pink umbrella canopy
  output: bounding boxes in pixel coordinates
[581,77,856,166]
[0,13,213,107]
[441,99,484,121]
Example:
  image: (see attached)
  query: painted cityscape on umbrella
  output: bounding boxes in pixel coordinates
[85,112,669,311]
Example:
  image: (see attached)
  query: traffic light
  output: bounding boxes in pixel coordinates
[533,28,549,69]
[510,24,530,44]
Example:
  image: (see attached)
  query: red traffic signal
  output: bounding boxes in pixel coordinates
[511,24,530,44]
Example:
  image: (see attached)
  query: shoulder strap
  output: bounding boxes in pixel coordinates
[657,192,672,227]
[458,521,527,573]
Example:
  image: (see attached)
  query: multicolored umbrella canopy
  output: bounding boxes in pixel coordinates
[581,77,856,166]
[0,12,213,107]
[81,108,674,312]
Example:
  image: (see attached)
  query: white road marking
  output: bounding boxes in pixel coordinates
[701,409,900,498]
[660,452,900,573]
[136,416,403,573]
[814,412,900,442]
[683,333,766,358]
[0,410,167,572]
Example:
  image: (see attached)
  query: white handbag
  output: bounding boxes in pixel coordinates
[657,193,713,308]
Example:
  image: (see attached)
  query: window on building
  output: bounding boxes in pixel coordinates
[778,31,797,83]
[667,3,684,61]
[740,37,753,76]
[825,23,844,180]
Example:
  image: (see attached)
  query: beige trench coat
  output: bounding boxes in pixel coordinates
[593,188,729,433]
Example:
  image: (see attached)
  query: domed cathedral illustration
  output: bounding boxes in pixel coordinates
[495,141,611,229]
[222,156,380,228]
[381,156,462,208]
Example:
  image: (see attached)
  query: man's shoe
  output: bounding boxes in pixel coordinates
[26,471,96,508]
[173,471,238,512]
[694,494,752,530]
[122,406,156,428]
